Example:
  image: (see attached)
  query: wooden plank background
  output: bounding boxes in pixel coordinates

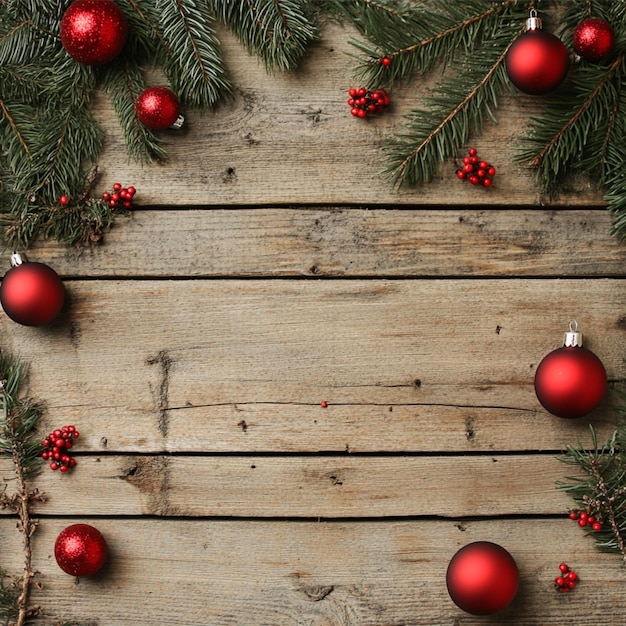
[2,21,626,625]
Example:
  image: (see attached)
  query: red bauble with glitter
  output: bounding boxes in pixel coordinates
[505,11,569,95]
[534,322,607,419]
[0,254,65,326]
[55,523,108,577]
[574,18,615,61]
[60,0,128,65]
[135,87,184,130]
[446,541,519,616]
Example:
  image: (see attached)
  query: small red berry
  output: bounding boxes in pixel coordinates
[456,170,466,180]
[60,465,69,473]
[569,511,579,520]
[566,571,577,582]
[559,586,570,592]
[321,401,328,408]
[381,56,391,67]
[468,175,480,185]
[468,148,477,156]
[349,88,357,97]
[578,518,587,527]
[50,462,59,470]
[592,522,602,531]
[59,195,69,206]
[357,87,366,97]
[487,166,496,177]
[127,187,136,197]
[482,177,493,188]
[113,182,122,191]
[555,576,565,587]
[568,580,576,589]
[559,563,569,574]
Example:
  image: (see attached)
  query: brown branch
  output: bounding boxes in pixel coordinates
[0,99,31,159]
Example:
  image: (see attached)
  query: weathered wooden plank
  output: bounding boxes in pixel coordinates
[2,279,623,453]
[93,23,603,207]
[0,518,623,625]
[24,207,626,278]
[0,454,575,517]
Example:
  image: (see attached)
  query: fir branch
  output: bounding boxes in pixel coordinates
[558,408,626,564]
[210,0,319,73]
[157,0,231,107]
[382,26,520,187]
[0,350,46,626]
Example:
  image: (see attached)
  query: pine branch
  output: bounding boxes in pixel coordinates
[382,25,520,187]
[210,0,320,73]
[557,405,626,564]
[157,0,231,107]
[0,349,46,626]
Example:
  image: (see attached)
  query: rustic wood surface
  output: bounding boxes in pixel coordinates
[2,21,626,626]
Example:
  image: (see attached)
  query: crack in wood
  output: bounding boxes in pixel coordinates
[146,350,173,437]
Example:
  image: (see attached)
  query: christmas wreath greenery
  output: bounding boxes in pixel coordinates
[0,0,625,247]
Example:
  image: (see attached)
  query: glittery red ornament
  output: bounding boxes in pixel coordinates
[0,254,65,326]
[574,18,615,61]
[55,523,108,577]
[135,87,184,130]
[505,10,569,95]
[446,541,519,616]
[534,321,607,419]
[60,0,128,65]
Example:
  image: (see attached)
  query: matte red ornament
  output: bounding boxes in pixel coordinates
[534,321,607,419]
[446,541,519,615]
[60,0,128,65]
[135,87,184,130]
[55,523,108,577]
[0,253,65,326]
[574,18,615,61]
[505,11,569,95]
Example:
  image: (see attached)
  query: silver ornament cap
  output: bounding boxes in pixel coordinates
[10,251,25,267]
[526,9,542,32]
[563,320,583,347]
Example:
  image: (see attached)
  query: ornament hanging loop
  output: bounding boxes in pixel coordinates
[564,320,583,347]
[526,9,542,32]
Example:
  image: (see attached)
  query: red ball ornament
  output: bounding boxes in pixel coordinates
[574,18,615,61]
[534,321,607,419]
[0,253,65,326]
[60,0,128,65]
[55,523,108,577]
[446,541,519,615]
[135,87,184,131]
[505,11,569,95]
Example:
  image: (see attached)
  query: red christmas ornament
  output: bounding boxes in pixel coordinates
[0,253,65,326]
[60,0,128,65]
[55,523,108,577]
[534,321,607,419]
[505,10,569,95]
[135,87,184,130]
[446,541,519,615]
[574,18,615,61]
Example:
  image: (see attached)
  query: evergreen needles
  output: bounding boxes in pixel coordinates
[0,349,45,625]
[557,413,626,563]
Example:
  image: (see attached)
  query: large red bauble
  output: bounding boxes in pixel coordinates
[446,541,519,615]
[135,87,181,130]
[0,261,65,326]
[60,0,128,65]
[505,29,569,94]
[534,345,607,418]
[574,18,615,61]
[55,523,108,577]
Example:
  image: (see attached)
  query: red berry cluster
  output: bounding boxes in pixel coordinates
[41,425,79,472]
[456,148,496,188]
[348,87,391,118]
[569,509,603,531]
[554,563,579,592]
[102,182,136,209]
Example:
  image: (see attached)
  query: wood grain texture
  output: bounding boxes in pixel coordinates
[1,279,623,454]
[25,207,626,278]
[1,519,625,626]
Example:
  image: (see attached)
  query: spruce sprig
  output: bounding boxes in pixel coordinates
[210,0,320,73]
[382,26,520,187]
[557,407,626,563]
[0,349,46,626]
